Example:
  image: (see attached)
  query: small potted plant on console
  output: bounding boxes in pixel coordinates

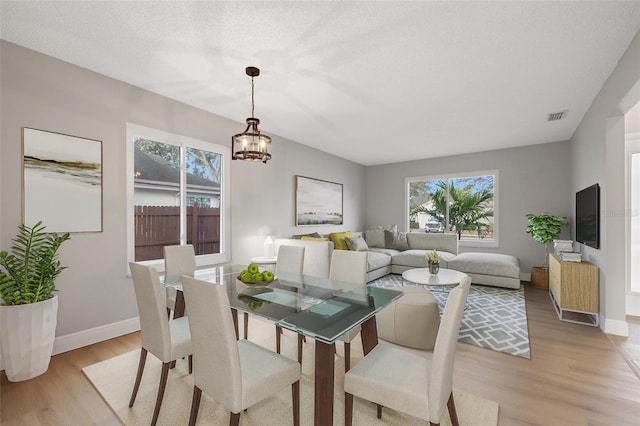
[525,213,568,289]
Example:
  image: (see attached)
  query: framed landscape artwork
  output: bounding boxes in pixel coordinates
[23,127,103,233]
[295,175,343,226]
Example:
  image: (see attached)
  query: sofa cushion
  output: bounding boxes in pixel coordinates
[367,250,391,271]
[345,235,369,252]
[329,231,353,250]
[384,230,409,251]
[392,249,456,269]
[364,225,397,248]
[368,247,402,257]
[448,252,520,278]
[406,232,458,255]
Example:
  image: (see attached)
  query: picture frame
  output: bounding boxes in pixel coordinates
[295,175,343,226]
[23,127,103,233]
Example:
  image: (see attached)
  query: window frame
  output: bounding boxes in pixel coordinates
[405,169,499,248]
[126,123,231,270]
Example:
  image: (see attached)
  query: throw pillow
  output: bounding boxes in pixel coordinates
[365,225,398,248]
[300,236,330,241]
[291,232,322,239]
[384,229,409,250]
[329,231,353,250]
[345,236,369,252]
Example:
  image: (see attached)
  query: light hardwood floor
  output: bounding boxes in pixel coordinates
[1,285,639,425]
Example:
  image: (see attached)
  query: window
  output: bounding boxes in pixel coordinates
[406,170,498,247]
[126,124,231,268]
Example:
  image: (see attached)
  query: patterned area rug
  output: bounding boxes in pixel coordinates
[369,274,531,359]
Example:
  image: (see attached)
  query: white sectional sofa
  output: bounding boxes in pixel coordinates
[274,231,521,289]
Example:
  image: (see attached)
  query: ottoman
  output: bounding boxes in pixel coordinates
[376,286,441,350]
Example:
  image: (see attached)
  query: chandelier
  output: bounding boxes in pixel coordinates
[231,66,272,163]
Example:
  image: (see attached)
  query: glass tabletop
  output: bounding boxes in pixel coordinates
[164,266,403,344]
[162,263,247,290]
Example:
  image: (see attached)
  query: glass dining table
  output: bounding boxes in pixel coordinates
[163,263,402,426]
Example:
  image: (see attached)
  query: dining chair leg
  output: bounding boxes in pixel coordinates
[129,348,148,407]
[229,412,241,426]
[276,325,282,354]
[243,312,249,339]
[151,362,171,426]
[188,386,202,426]
[344,341,351,371]
[188,354,193,374]
[377,404,383,419]
[297,334,304,364]
[345,392,354,426]
[447,392,459,426]
[292,380,300,426]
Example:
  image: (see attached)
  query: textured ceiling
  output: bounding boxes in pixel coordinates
[2,1,639,166]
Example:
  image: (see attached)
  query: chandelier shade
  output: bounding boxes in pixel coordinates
[231,66,271,163]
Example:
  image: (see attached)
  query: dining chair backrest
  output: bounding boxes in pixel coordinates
[181,276,243,413]
[329,250,368,285]
[164,244,196,275]
[428,275,471,423]
[163,244,196,276]
[129,262,172,361]
[276,245,305,275]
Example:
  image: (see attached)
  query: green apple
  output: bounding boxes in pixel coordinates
[253,272,264,282]
[247,263,259,274]
[263,270,275,282]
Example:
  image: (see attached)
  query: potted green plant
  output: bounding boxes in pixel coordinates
[525,213,568,289]
[0,221,70,381]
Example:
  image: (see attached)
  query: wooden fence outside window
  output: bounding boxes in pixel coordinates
[134,205,221,261]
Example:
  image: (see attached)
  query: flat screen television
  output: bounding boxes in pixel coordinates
[575,183,600,249]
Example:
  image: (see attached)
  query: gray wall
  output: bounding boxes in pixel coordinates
[569,29,640,333]
[0,41,365,342]
[365,141,572,275]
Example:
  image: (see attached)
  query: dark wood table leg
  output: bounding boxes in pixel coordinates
[231,308,239,340]
[360,316,379,355]
[170,291,187,369]
[314,341,335,426]
[173,291,186,319]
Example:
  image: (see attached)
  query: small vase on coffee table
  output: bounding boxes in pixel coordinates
[428,263,439,275]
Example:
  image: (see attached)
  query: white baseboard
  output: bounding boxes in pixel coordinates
[52,317,140,355]
[1,317,140,372]
[603,318,629,337]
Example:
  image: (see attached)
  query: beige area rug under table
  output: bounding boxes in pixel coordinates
[83,318,499,425]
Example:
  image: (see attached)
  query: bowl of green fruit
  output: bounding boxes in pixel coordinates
[238,262,276,285]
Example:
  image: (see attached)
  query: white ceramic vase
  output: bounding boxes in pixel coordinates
[0,295,58,382]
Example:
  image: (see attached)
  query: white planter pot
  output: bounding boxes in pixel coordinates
[0,295,58,382]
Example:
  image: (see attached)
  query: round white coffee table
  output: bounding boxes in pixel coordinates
[402,268,467,291]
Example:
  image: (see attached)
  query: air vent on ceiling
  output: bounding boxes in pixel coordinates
[547,110,568,121]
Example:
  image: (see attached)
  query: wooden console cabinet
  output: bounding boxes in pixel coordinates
[548,253,599,326]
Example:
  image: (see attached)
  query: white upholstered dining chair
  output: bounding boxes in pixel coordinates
[329,250,368,371]
[344,276,471,426]
[163,244,196,318]
[242,245,306,337]
[181,275,301,426]
[128,262,193,426]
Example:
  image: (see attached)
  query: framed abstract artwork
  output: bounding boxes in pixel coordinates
[23,127,103,233]
[295,175,343,226]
